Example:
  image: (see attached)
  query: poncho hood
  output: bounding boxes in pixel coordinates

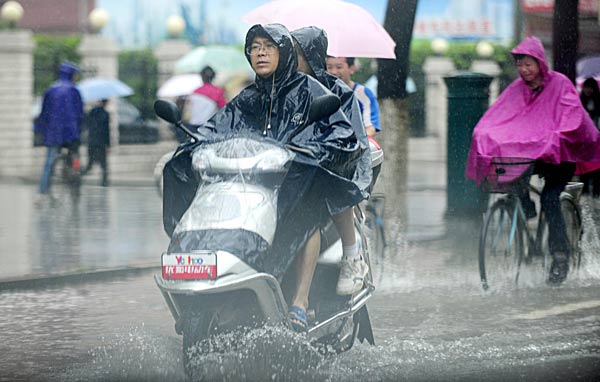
[245,23,298,95]
[291,26,329,84]
[511,36,549,84]
[58,61,80,82]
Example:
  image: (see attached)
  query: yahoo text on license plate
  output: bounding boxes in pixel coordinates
[162,253,217,280]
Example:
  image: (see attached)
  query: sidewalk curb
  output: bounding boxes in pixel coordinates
[0,264,159,292]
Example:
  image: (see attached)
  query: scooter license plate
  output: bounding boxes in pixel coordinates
[162,253,217,280]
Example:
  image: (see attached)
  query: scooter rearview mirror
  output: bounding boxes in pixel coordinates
[306,94,341,126]
[154,99,199,141]
[154,99,181,124]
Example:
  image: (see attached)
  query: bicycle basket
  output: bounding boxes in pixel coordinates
[482,157,535,193]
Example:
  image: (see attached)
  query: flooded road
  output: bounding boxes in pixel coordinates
[1,182,599,381]
[1,229,599,381]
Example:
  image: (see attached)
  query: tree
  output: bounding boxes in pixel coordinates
[376,0,419,238]
[552,0,579,84]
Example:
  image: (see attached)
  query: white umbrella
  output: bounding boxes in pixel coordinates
[157,74,202,98]
[77,77,134,102]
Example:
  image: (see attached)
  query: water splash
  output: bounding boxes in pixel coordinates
[576,198,600,283]
[186,325,325,381]
[62,325,184,381]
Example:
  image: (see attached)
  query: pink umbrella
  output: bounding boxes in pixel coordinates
[242,0,396,59]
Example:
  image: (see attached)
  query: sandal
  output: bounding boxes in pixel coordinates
[288,305,308,333]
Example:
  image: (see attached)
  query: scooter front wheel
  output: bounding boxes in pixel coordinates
[180,292,264,378]
[182,310,214,377]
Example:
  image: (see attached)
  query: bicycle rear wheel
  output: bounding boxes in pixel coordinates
[479,198,526,291]
[561,197,582,270]
[365,195,386,260]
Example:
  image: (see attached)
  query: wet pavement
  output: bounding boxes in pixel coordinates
[0,181,169,284]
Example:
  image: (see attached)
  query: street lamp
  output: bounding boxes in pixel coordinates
[166,15,185,37]
[1,1,24,28]
[431,37,449,56]
[88,8,109,33]
[476,41,494,59]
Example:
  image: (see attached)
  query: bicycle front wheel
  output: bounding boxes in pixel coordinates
[479,198,526,291]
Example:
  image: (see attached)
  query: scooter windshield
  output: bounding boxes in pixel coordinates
[172,136,295,249]
[191,137,295,176]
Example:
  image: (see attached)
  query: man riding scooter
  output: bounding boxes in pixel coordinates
[161,23,367,332]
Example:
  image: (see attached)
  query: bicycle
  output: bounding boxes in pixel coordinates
[478,157,583,291]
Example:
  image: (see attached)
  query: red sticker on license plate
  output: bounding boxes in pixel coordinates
[162,253,217,280]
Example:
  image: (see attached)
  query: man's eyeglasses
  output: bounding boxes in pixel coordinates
[246,42,278,56]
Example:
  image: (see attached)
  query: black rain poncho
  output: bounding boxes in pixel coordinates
[291,26,372,197]
[163,23,366,278]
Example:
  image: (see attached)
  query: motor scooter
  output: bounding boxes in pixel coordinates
[153,98,382,376]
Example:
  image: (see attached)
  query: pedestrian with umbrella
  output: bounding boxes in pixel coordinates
[82,99,110,186]
[76,77,134,186]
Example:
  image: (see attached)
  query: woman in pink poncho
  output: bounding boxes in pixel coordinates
[466,36,600,284]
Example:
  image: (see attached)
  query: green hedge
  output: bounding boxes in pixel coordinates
[118,49,158,120]
[33,35,81,96]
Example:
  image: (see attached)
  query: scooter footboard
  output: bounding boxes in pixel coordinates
[154,272,289,330]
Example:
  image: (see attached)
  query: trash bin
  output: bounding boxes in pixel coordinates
[444,72,493,217]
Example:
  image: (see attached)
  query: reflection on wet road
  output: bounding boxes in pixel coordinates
[0,183,168,279]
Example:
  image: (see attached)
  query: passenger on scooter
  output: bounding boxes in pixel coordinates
[291,26,372,296]
[198,23,366,331]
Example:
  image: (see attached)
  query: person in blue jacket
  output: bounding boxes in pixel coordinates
[35,61,84,198]
[326,56,381,136]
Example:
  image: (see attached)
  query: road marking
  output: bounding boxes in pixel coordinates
[513,300,600,320]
